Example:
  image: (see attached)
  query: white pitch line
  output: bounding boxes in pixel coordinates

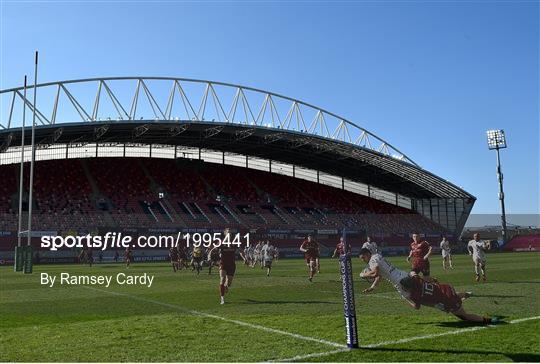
[365,314,540,348]
[83,286,346,349]
[509,315,540,324]
[363,326,487,348]
[267,348,350,362]
[273,315,540,362]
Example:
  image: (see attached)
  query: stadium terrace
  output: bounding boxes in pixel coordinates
[0,77,475,249]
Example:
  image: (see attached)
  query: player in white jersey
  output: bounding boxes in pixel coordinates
[261,243,276,276]
[440,237,453,270]
[358,248,409,299]
[249,243,256,268]
[468,233,490,282]
[261,240,270,268]
[253,242,262,268]
[362,236,379,255]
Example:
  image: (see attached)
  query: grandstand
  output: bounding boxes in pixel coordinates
[0,77,476,258]
[503,234,540,251]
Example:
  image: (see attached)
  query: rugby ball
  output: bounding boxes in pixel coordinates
[361,268,374,283]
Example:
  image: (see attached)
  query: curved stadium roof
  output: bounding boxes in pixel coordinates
[0,77,474,201]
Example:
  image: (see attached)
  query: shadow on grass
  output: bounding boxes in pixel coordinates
[435,320,509,328]
[414,316,509,328]
[472,294,524,298]
[363,346,540,362]
[242,298,339,305]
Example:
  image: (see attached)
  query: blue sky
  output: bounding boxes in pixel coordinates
[1,1,538,218]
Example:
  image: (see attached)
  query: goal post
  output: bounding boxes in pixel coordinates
[339,229,359,348]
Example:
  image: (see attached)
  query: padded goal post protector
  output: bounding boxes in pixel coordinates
[14,246,23,272]
[340,252,359,348]
[23,245,33,274]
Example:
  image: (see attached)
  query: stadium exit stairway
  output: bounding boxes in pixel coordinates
[137,158,188,227]
[79,159,116,227]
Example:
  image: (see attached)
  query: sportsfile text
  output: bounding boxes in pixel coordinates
[40,232,250,251]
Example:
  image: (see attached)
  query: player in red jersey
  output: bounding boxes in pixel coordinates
[209,228,237,305]
[332,236,350,258]
[300,234,319,282]
[177,244,188,270]
[332,236,350,280]
[169,247,179,272]
[399,273,501,325]
[124,247,133,268]
[407,233,432,277]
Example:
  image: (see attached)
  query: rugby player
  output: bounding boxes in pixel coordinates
[407,233,432,277]
[243,245,251,266]
[358,248,409,297]
[362,236,379,255]
[169,246,179,272]
[332,236,350,258]
[261,242,276,276]
[209,228,237,305]
[124,247,133,268]
[254,241,263,269]
[191,246,203,275]
[300,234,319,282]
[332,236,350,280]
[440,236,453,270]
[241,246,249,266]
[400,273,500,324]
[177,244,188,270]
[467,233,490,282]
[262,240,271,269]
[359,248,501,325]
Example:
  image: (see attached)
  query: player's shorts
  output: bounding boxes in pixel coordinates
[220,262,236,276]
[412,259,430,276]
[438,284,463,313]
[473,256,486,265]
[193,256,202,264]
[264,259,273,268]
[305,254,317,264]
[442,250,451,258]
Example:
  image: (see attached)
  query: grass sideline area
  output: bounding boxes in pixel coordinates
[1,252,539,362]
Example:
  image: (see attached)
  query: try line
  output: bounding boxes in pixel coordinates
[82,286,539,362]
[272,315,540,362]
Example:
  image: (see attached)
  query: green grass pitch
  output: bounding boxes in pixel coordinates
[1,252,539,362]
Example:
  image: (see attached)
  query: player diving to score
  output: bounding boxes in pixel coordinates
[358,248,501,325]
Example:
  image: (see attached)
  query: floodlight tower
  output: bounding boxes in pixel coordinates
[486,129,508,245]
